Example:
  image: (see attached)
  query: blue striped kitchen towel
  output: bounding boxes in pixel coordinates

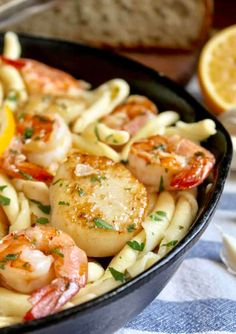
[117,173,236,334]
[117,78,236,334]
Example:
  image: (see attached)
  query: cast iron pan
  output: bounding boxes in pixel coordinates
[0,34,232,334]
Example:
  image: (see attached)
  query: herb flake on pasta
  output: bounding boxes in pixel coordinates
[127,240,145,251]
[36,217,49,225]
[162,240,178,248]
[0,194,10,206]
[109,267,126,283]
[149,210,167,222]
[0,185,7,191]
[30,199,51,214]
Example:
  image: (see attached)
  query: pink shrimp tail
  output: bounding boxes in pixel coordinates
[24,278,80,321]
[171,155,215,190]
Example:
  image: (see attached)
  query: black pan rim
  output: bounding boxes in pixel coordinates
[0,33,232,334]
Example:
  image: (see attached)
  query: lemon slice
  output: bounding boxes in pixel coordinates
[198,25,236,114]
[0,105,15,156]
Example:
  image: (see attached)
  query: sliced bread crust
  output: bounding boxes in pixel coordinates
[8,0,213,51]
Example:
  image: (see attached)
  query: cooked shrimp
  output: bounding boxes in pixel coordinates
[0,225,87,320]
[128,134,215,190]
[1,113,72,180]
[19,113,72,173]
[102,95,157,136]
[0,137,53,183]
[2,57,88,96]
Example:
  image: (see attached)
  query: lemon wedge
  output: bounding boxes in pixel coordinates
[0,105,15,156]
[198,25,236,114]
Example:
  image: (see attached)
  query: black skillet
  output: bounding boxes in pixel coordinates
[0,34,232,334]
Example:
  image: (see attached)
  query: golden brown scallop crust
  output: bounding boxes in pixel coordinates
[50,152,148,257]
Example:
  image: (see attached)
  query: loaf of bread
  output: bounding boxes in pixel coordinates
[7,0,213,50]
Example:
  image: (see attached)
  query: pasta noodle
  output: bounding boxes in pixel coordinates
[0,65,27,108]
[12,179,50,205]
[127,252,159,278]
[120,111,179,161]
[0,287,31,317]
[164,119,216,142]
[9,192,31,232]
[72,79,129,133]
[142,191,176,254]
[3,31,21,60]
[88,261,105,283]
[0,206,8,239]
[95,122,130,146]
[156,189,198,260]
[0,173,19,225]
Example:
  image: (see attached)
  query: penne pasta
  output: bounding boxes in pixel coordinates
[12,179,50,205]
[0,65,27,108]
[72,133,120,162]
[142,191,176,253]
[3,31,21,60]
[0,287,31,317]
[73,79,129,133]
[0,173,19,225]
[156,189,198,260]
[88,261,105,283]
[164,119,216,142]
[0,316,22,328]
[120,111,179,161]
[95,122,130,146]
[9,192,31,232]
[127,251,159,278]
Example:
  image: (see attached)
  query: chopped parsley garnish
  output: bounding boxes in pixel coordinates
[36,217,49,225]
[77,187,85,197]
[0,185,7,191]
[162,240,178,248]
[0,194,10,206]
[7,91,17,102]
[90,175,107,183]
[105,134,113,141]
[159,176,164,193]
[149,210,167,222]
[0,253,20,269]
[179,225,184,230]
[4,253,19,261]
[127,224,136,233]
[0,262,5,269]
[23,127,34,140]
[17,112,26,120]
[153,144,165,151]
[109,267,126,283]
[94,125,100,141]
[18,170,33,180]
[93,217,114,230]
[58,201,70,206]
[52,178,63,185]
[51,248,64,258]
[30,199,51,214]
[127,240,145,251]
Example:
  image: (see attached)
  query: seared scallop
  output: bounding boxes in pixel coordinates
[50,152,148,257]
